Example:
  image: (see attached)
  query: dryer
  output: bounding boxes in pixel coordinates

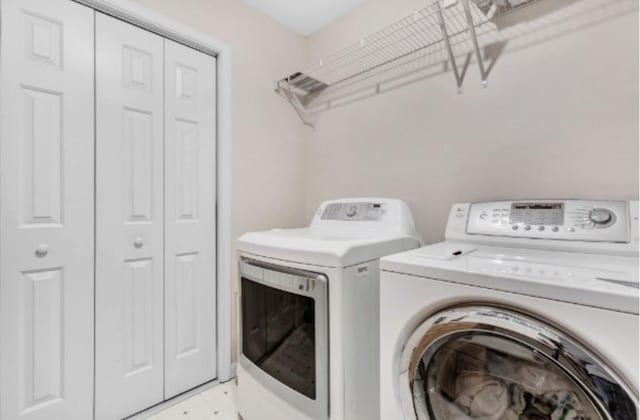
[380,200,638,420]
[237,198,420,420]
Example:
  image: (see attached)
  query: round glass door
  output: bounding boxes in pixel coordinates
[400,307,637,420]
[420,334,599,420]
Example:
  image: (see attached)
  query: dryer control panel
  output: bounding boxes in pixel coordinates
[464,200,630,243]
[310,198,419,239]
[321,202,385,221]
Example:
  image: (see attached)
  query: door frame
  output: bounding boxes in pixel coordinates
[75,0,234,382]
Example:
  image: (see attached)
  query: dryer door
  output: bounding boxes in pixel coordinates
[239,259,329,420]
[398,306,637,420]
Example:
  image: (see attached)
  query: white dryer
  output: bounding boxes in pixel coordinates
[237,198,420,420]
[380,200,639,420]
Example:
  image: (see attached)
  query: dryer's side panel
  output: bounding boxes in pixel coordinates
[342,261,381,420]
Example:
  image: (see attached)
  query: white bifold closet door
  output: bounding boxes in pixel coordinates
[0,0,95,420]
[95,13,217,420]
[95,13,165,420]
[164,39,217,399]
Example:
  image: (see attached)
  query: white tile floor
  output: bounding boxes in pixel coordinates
[144,382,238,420]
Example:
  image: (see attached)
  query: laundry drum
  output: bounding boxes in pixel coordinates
[398,306,637,420]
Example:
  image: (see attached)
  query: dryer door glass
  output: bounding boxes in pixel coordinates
[241,277,316,399]
[418,334,601,420]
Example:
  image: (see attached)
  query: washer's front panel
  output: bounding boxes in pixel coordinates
[378,271,639,420]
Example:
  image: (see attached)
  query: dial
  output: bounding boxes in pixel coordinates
[588,208,614,225]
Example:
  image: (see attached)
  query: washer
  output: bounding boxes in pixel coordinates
[380,200,639,420]
[237,198,420,420]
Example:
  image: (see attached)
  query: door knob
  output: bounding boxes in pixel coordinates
[134,237,144,248]
[35,244,48,258]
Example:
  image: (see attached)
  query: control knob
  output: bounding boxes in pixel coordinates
[588,208,614,226]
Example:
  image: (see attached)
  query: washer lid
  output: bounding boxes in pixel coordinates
[380,242,639,314]
[238,228,419,267]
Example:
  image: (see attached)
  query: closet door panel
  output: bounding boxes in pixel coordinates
[0,1,95,420]
[164,39,217,398]
[95,13,165,420]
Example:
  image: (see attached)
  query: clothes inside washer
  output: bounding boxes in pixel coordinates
[414,334,601,420]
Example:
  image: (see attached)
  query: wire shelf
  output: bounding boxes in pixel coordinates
[276,0,540,127]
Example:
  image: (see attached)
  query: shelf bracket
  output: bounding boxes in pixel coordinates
[275,80,315,129]
[436,2,464,94]
[462,0,488,88]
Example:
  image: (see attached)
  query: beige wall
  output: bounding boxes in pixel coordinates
[129,0,309,359]
[129,0,639,365]
[304,0,639,244]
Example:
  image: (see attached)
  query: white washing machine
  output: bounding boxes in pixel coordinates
[380,200,639,420]
[236,198,420,420]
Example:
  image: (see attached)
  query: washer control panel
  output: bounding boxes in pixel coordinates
[466,200,629,242]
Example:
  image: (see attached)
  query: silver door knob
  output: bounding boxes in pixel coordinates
[134,237,144,248]
[35,244,48,258]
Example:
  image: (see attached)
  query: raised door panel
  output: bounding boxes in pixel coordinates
[175,119,199,221]
[123,258,155,375]
[124,108,155,222]
[0,1,94,420]
[20,269,64,410]
[164,39,217,398]
[175,252,199,357]
[95,13,165,420]
[22,88,63,224]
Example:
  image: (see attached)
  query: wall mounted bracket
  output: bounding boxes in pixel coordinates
[437,1,464,94]
[275,80,315,129]
[462,0,489,88]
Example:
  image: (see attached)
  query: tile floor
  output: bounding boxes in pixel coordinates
[144,382,238,420]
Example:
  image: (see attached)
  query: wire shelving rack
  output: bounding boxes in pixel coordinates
[276,0,538,128]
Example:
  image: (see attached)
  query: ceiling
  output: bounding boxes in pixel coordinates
[241,0,367,36]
